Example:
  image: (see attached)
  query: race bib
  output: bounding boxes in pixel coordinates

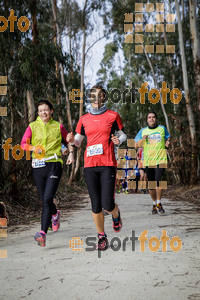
[149,133,162,143]
[87,144,103,157]
[32,159,46,168]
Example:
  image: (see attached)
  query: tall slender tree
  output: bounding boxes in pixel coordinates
[175,0,197,185]
[189,0,200,112]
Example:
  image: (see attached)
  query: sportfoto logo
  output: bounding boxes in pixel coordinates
[124,2,175,54]
[69,230,182,258]
[0,10,30,32]
[69,82,182,105]
[2,138,45,161]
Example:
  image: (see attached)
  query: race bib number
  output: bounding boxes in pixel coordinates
[149,133,162,143]
[87,144,103,157]
[32,159,46,168]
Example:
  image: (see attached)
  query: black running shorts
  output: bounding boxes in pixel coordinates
[145,165,164,188]
[32,162,62,233]
[84,166,116,213]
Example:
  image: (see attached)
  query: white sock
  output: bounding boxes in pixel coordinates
[157,200,161,205]
[153,201,156,206]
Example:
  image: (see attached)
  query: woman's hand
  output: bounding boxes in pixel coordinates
[66,152,74,165]
[62,148,69,155]
[165,139,170,148]
[67,132,75,143]
[111,134,120,145]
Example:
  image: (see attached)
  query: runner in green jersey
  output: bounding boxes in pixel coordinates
[135,111,170,215]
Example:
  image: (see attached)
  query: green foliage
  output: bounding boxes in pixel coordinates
[0,0,82,196]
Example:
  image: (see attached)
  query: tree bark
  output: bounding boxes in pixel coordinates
[10,95,17,194]
[74,0,88,180]
[26,0,38,125]
[189,0,200,112]
[52,0,63,124]
[51,0,73,131]
[175,0,197,185]
[27,90,35,123]
[144,51,170,133]
[31,0,39,44]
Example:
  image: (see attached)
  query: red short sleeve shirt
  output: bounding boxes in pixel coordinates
[75,110,124,168]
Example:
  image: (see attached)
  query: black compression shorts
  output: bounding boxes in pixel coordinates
[145,165,164,188]
[84,166,116,213]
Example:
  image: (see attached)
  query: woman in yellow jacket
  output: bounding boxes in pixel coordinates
[21,100,74,247]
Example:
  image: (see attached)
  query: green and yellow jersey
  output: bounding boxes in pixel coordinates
[135,125,170,167]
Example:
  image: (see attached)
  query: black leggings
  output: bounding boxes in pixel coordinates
[32,162,62,233]
[145,165,164,188]
[84,166,116,213]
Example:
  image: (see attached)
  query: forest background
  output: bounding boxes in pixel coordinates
[0,0,199,223]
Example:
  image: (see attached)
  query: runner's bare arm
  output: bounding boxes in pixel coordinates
[66,143,75,165]
[136,135,148,148]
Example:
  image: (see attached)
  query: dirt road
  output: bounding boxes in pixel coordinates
[0,193,200,300]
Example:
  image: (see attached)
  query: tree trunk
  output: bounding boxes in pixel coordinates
[52,0,63,124]
[26,0,38,124]
[162,1,180,182]
[164,0,176,113]
[189,0,200,112]
[175,0,197,185]
[31,0,39,44]
[69,9,74,80]
[10,95,17,194]
[79,28,86,117]
[51,0,73,131]
[27,90,35,123]
[182,0,184,20]
[74,1,87,180]
[144,51,170,133]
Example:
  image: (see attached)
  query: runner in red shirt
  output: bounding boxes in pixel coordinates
[67,85,127,250]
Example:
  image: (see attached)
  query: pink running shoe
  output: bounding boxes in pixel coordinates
[52,210,61,232]
[34,231,46,247]
[112,209,122,233]
[97,234,109,251]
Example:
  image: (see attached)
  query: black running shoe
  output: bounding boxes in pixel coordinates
[152,205,158,215]
[156,203,165,214]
